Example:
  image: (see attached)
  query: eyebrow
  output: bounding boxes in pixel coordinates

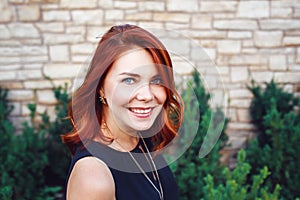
[119,72,140,77]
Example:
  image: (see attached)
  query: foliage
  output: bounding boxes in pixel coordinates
[0,85,71,200]
[202,149,281,200]
[246,80,300,199]
[33,84,71,187]
[170,70,228,199]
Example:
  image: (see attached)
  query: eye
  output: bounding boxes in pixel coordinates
[151,77,163,85]
[122,77,136,85]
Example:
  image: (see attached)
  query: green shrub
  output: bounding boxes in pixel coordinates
[0,85,70,200]
[202,149,281,200]
[171,71,228,199]
[246,80,300,199]
[0,87,60,200]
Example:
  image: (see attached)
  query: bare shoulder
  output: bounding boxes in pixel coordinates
[67,156,115,200]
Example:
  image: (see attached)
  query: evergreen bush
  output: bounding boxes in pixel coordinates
[170,71,228,199]
[0,85,70,200]
[202,149,281,200]
[246,80,300,199]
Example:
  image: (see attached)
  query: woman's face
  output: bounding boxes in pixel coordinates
[102,48,167,135]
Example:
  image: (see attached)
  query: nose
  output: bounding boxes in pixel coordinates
[136,84,154,102]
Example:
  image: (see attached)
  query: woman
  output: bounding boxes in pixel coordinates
[62,24,184,200]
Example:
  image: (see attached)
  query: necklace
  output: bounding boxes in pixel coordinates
[114,136,164,200]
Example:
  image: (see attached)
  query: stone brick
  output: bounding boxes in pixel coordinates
[49,45,69,62]
[66,25,85,35]
[289,64,300,71]
[0,7,13,22]
[162,37,189,56]
[172,59,195,75]
[44,33,84,44]
[9,101,21,116]
[191,15,212,29]
[99,0,114,9]
[217,66,229,75]
[105,10,124,21]
[227,108,237,121]
[71,55,90,62]
[0,71,17,81]
[271,7,293,18]
[229,99,252,109]
[71,43,94,54]
[250,71,273,83]
[217,40,241,54]
[214,20,258,30]
[139,1,164,12]
[283,36,300,46]
[200,1,237,12]
[17,70,42,80]
[137,22,164,29]
[254,31,283,47]
[0,64,22,70]
[0,25,11,39]
[0,81,23,89]
[165,22,189,30]
[114,1,137,9]
[86,26,111,42]
[8,0,24,3]
[229,55,268,66]
[295,8,300,17]
[237,109,251,122]
[228,31,252,39]
[237,1,269,18]
[43,10,70,21]
[167,0,198,12]
[0,56,21,64]
[43,64,82,79]
[72,10,103,25]
[260,19,300,30]
[274,72,300,83]
[18,5,40,21]
[8,23,39,38]
[125,12,152,21]
[0,47,20,56]
[60,0,97,8]
[37,90,57,104]
[269,55,287,71]
[7,90,34,101]
[230,67,248,82]
[24,80,52,89]
[229,89,253,99]
[22,55,48,63]
[23,46,47,56]
[184,30,226,39]
[153,13,190,23]
[36,22,64,33]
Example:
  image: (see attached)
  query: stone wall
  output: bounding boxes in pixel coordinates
[1,0,300,158]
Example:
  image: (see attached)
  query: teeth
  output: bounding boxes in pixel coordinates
[131,108,151,114]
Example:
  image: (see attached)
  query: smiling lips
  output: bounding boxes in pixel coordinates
[129,107,153,118]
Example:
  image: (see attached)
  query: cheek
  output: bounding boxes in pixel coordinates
[154,87,167,104]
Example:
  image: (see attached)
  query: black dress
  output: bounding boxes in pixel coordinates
[64,139,178,200]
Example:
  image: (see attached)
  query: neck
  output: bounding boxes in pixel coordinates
[101,121,139,152]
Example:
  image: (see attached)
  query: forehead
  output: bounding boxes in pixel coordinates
[109,48,158,76]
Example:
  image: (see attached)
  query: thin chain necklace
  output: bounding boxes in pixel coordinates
[114,136,164,200]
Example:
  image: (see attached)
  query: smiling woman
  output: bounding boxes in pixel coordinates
[61,24,184,200]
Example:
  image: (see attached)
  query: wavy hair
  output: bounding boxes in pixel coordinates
[61,24,184,155]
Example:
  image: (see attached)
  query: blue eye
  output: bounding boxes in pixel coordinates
[151,77,163,85]
[122,78,135,85]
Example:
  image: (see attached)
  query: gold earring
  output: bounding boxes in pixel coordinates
[99,96,107,104]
